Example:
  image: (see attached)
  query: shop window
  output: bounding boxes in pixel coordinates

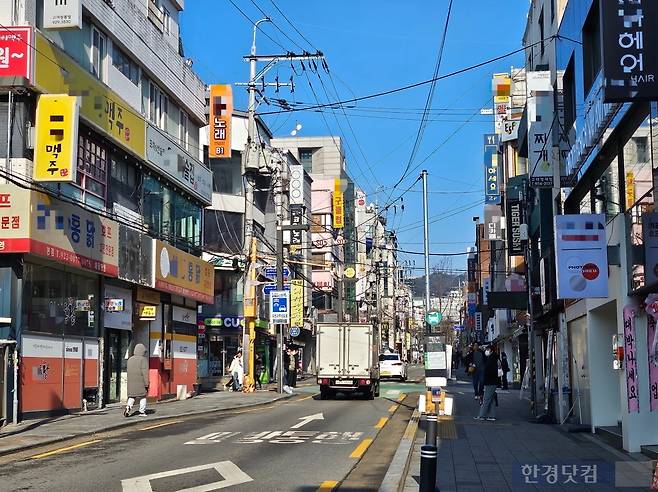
[91,27,106,81]
[582,1,601,97]
[109,155,140,213]
[112,44,140,86]
[204,209,243,254]
[143,175,172,239]
[210,151,243,195]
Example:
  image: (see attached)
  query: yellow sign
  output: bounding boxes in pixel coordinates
[626,171,635,209]
[155,240,215,304]
[34,33,146,159]
[34,94,79,182]
[138,304,157,319]
[333,179,344,229]
[209,84,232,158]
[344,267,356,279]
[290,279,304,328]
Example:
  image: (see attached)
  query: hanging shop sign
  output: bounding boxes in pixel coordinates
[506,198,524,256]
[203,316,244,328]
[528,117,554,188]
[173,306,196,325]
[33,94,79,183]
[146,123,212,204]
[554,214,608,299]
[43,0,82,29]
[622,305,640,413]
[601,0,658,103]
[208,84,232,159]
[290,279,304,328]
[34,33,146,159]
[289,165,305,205]
[0,26,33,84]
[483,134,500,204]
[500,117,520,142]
[137,303,157,320]
[103,285,132,330]
[155,240,214,304]
[484,204,502,241]
[0,184,118,275]
[642,212,658,286]
[645,298,658,412]
[333,191,345,229]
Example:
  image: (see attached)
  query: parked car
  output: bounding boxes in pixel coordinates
[379,353,407,381]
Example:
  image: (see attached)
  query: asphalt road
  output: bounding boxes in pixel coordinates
[1,366,424,492]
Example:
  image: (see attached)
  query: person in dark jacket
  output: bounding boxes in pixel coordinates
[124,343,149,417]
[475,347,499,421]
[254,354,264,390]
[471,343,485,399]
[500,351,510,390]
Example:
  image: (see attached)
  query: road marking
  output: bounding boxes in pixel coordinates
[121,461,252,491]
[139,420,182,431]
[317,480,338,491]
[388,404,398,413]
[298,393,319,401]
[30,439,102,459]
[397,393,406,402]
[349,438,373,458]
[291,412,324,429]
[374,417,388,429]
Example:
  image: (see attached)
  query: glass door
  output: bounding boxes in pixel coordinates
[107,329,130,402]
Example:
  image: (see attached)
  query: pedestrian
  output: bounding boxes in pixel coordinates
[454,348,462,370]
[124,343,149,417]
[282,348,293,394]
[254,354,263,390]
[500,351,510,390]
[288,348,298,388]
[229,351,243,391]
[469,343,485,400]
[475,346,499,421]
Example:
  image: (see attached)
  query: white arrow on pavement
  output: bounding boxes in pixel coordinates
[290,412,324,429]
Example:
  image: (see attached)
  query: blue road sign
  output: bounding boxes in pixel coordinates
[262,266,290,280]
[263,283,291,295]
[289,326,300,337]
[270,290,289,323]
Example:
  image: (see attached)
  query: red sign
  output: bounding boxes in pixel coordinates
[581,263,600,281]
[0,27,32,81]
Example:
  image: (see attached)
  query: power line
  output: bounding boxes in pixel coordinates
[225,0,288,52]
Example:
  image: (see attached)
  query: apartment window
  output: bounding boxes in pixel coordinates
[162,7,171,34]
[148,0,165,32]
[76,132,108,207]
[582,1,602,96]
[112,44,140,85]
[91,27,106,81]
[179,109,189,150]
[539,8,545,56]
[149,82,168,131]
[299,149,313,172]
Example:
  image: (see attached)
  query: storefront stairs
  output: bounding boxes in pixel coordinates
[595,425,623,449]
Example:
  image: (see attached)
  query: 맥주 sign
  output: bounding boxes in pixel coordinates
[34,33,146,159]
[601,0,658,103]
[209,84,232,159]
[554,214,608,299]
[0,26,33,84]
[33,94,79,183]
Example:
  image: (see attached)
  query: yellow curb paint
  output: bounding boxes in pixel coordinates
[317,480,338,491]
[397,393,406,402]
[140,420,182,431]
[298,393,319,402]
[30,439,102,459]
[374,417,389,429]
[388,404,398,413]
[349,438,373,458]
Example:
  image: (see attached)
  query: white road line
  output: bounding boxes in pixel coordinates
[121,461,252,491]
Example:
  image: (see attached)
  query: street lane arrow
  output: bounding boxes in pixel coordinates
[290,412,324,429]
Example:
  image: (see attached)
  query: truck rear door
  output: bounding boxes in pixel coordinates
[344,324,371,377]
[317,324,343,376]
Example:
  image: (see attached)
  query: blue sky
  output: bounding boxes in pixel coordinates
[180,0,530,275]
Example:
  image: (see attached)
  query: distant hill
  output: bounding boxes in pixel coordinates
[409,271,464,297]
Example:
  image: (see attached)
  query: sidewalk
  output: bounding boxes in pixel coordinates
[402,377,656,491]
[0,388,291,457]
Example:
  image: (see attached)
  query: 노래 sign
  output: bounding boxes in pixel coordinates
[208,85,232,159]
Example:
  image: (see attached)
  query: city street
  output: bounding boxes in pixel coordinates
[0,367,424,492]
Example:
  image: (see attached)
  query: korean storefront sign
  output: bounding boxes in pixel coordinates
[146,123,212,204]
[506,197,524,257]
[332,191,345,229]
[646,299,658,412]
[483,134,500,204]
[290,279,304,328]
[33,94,79,182]
[0,26,33,84]
[642,212,658,286]
[34,32,146,159]
[204,316,244,328]
[554,214,608,299]
[289,165,305,205]
[155,240,214,304]
[622,305,640,413]
[601,0,658,102]
[0,185,118,276]
[484,204,502,241]
[103,285,132,330]
[43,0,82,29]
[208,84,232,159]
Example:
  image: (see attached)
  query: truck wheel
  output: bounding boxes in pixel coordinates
[365,388,374,400]
[320,389,331,400]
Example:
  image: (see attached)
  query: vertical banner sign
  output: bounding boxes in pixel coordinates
[601,0,658,103]
[289,164,305,205]
[643,212,658,285]
[0,26,33,83]
[554,214,608,299]
[622,305,640,413]
[484,204,502,240]
[484,134,501,204]
[290,205,304,245]
[43,0,82,29]
[527,71,555,187]
[506,198,524,256]
[625,172,636,209]
[209,84,232,159]
[290,279,304,328]
[33,95,79,182]
[333,179,344,229]
[648,314,658,412]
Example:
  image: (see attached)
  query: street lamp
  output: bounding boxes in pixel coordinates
[290,123,303,136]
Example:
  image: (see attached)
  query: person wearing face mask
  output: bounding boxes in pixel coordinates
[475,346,500,421]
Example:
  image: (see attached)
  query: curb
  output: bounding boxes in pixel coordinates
[378,408,420,492]
[0,393,294,458]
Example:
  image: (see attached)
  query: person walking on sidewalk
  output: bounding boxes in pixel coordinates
[500,351,510,390]
[229,351,243,391]
[469,343,485,400]
[124,343,149,417]
[475,347,499,421]
[254,354,263,390]
[288,348,298,388]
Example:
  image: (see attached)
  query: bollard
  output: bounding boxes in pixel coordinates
[425,413,438,446]
[420,444,438,492]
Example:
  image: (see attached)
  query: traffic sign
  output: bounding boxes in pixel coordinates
[426,311,442,326]
[261,266,290,280]
[289,326,300,337]
[270,290,289,323]
[263,283,291,295]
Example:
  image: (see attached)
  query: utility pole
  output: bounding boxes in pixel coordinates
[522,179,537,417]
[421,170,431,333]
[240,19,323,393]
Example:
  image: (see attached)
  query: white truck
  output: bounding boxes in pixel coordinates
[315,322,380,400]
